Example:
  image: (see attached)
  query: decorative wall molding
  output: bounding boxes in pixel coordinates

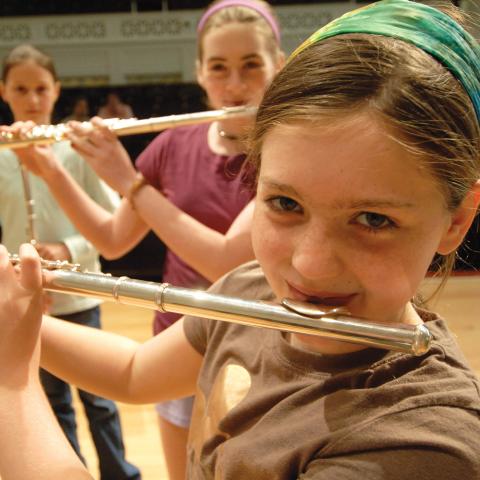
[2,2,476,86]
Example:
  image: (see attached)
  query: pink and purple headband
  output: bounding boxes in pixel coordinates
[197,0,281,43]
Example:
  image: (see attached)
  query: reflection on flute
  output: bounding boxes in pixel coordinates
[0,106,257,151]
[25,258,431,356]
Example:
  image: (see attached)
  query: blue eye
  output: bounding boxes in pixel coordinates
[356,212,394,230]
[267,196,302,213]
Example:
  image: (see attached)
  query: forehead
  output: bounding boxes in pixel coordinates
[5,60,54,84]
[259,117,445,207]
[201,22,270,60]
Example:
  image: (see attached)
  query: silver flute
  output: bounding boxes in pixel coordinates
[8,254,432,356]
[18,163,38,244]
[0,106,257,150]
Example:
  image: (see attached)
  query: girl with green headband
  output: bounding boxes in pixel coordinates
[1,1,479,478]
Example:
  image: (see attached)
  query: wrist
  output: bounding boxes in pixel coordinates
[43,161,65,184]
[126,172,149,210]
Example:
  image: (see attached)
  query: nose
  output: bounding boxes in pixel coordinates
[291,224,345,282]
[226,69,247,94]
[25,90,40,107]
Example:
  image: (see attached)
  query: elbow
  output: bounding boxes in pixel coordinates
[100,249,124,261]
[98,243,131,260]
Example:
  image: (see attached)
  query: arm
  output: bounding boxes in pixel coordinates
[134,189,254,282]
[69,120,255,281]
[0,244,91,479]
[40,307,203,404]
[14,143,150,259]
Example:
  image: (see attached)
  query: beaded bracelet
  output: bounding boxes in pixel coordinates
[127,172,148,211]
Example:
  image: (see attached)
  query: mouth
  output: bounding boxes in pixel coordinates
[25,111,42,118]
[224,100,248,107]
[286,282,356,307]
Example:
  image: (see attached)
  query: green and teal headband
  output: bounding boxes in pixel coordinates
[290,0,480,122]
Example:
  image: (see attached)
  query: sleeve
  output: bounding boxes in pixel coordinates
[135,130,172,191]
[299,406,480,480]
[183,315,209,356]
[62,234,98,265]
[183,261,267,357]
[182,273,228,356]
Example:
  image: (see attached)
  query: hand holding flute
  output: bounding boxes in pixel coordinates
[0,244,98,479]
[1,118,136,196]
[67,117,138,196]
[0,121,63,180]
[0,243,43,385]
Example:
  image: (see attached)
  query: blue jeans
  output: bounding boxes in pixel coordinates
[40,306,141,480]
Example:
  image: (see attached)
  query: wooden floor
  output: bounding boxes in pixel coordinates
[72,304,166,479]
[73,275,480,480]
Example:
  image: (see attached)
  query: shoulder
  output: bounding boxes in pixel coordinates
[304,403,480,479]
[159,123,209,149]
[410,313,480,402]
[183,261,274,353]
[311,333,480,479]
[208,260,275,301]
[151,123,209,146]
[365,313,480,412]
[136,124,208,165]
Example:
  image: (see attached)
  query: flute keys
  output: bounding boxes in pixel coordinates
[8,252,81,271]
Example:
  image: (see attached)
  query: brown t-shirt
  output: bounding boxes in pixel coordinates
[183,261,480,479]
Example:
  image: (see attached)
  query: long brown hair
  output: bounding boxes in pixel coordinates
[248,2,479,294]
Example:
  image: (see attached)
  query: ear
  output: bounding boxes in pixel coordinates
[275,50,286,73]
[0,81,6,103]
[437,180,480,255]
[195,59,205,89]
[53,81,61,102]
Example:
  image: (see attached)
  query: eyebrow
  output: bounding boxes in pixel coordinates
[206,53,262,62]
[345,199,416,209]
[258,179,303,199]
[259,178,416,209]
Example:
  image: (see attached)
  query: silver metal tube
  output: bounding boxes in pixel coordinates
[18,163,37,244]
[42,268,432,356]
[0,106,257,151]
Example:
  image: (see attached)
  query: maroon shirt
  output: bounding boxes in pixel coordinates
[136,123,253,334]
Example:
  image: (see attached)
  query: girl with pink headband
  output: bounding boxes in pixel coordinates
[10,1,284,478]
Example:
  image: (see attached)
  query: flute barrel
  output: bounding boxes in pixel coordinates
[0,106,257,151]
[42,268,432,356]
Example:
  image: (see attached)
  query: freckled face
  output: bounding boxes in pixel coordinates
[1,60,59,124]
[252,116,454,353]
